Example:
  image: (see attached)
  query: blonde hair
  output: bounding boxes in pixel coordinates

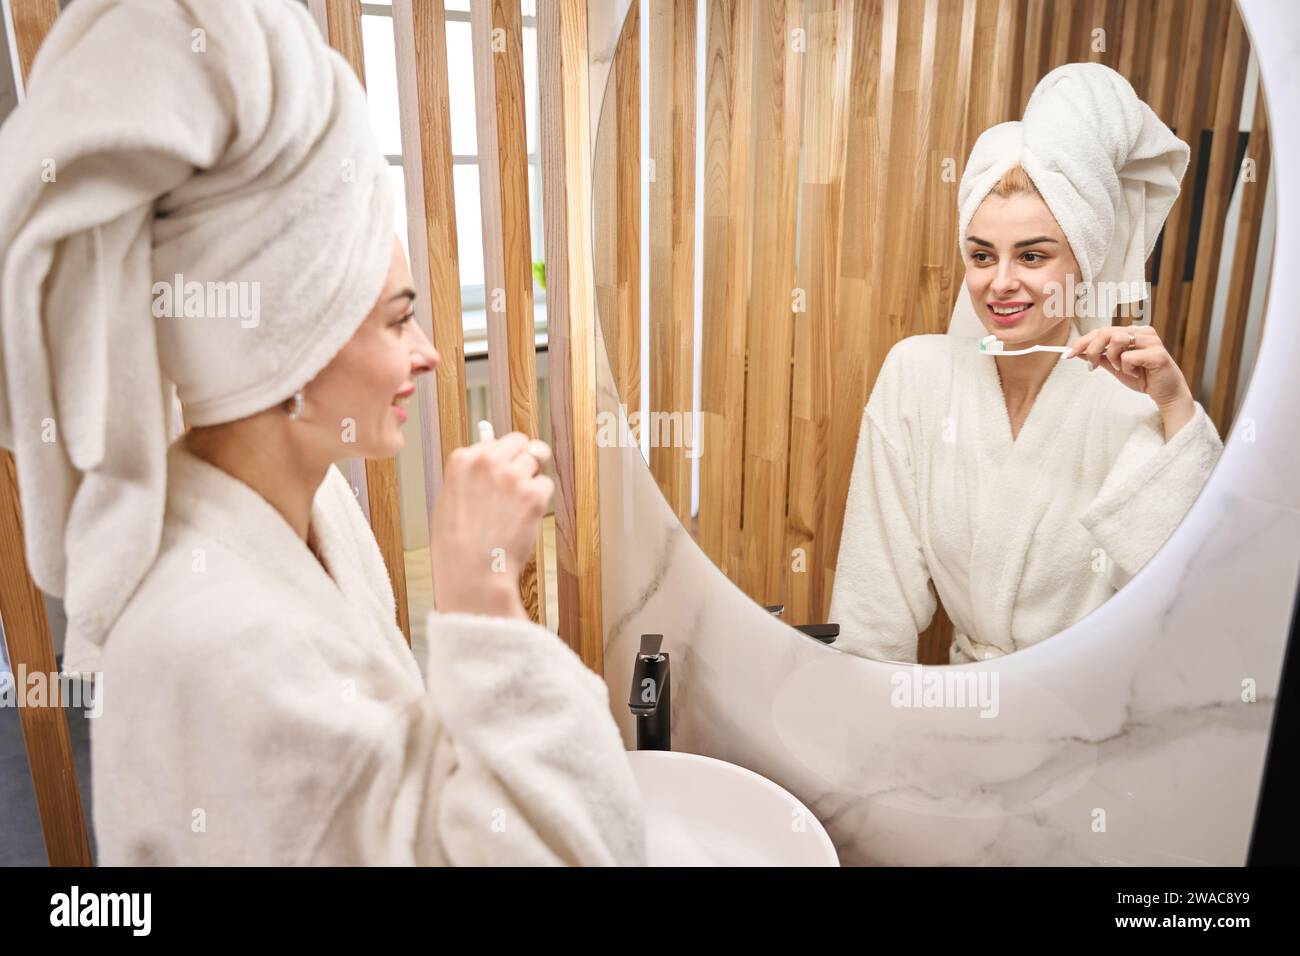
[987,164,1040,199]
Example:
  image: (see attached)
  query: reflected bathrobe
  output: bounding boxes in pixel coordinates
[91,439,645,865]
[827,329,1223,664]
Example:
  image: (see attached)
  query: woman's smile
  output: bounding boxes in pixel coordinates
[392,384,415,424]
[988,299,1033,326]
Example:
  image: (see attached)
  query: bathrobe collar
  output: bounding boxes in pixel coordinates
[162,439,416,678]
[964,323,1091,654]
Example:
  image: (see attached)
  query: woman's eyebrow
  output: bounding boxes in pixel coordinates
[965,235,1059,249]
[387,287,417,304]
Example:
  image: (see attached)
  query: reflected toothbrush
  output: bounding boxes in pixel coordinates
[978,334,1071,357]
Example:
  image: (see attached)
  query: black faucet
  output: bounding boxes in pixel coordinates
[629,634,670,751]
[765,604,839,644]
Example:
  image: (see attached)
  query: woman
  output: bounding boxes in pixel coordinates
[0,0,643,864]
[828,64,1224,665]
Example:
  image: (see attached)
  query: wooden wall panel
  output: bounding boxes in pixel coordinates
[539,0,604,669]
[1212,80,1270,433]
[740,0,805,603]
[647,0,697,526]
[393,0,466,487]
[785,0,854,624]
[698,0,754,580]
[592,5,642,419]
[1182,3,1250,395]
[471,0,546,626]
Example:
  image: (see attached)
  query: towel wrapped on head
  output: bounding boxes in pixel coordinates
[953,62,1189,334]
[0,0,394,676]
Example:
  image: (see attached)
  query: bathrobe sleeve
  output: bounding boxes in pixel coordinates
[124,603,646,867]
[1078,399,1223,590]
[306,612,647,867]
[828,350,937,662]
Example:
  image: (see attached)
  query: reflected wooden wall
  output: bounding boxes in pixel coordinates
[594,0,1273,662]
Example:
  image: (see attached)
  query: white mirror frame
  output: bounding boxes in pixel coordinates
[593,0,1299,865]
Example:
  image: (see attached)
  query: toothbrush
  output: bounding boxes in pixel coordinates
[978,334,1071,357]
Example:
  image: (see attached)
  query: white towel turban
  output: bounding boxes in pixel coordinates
[954,62,1189,334]
[0,0,394,676]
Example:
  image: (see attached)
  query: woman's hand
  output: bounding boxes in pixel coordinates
[1065,324,1195,440]
[429,431,553,620]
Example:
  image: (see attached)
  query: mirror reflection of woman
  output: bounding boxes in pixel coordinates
[828,64,1224,664]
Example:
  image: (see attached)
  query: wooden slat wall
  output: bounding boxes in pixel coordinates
[392,0,466,487]
[785,0,853,622]
[470,0,546,626]
[311,0,411,646]
[1,0,93,868]
[647,0,697,526]
[539,0,605,666]
[1212,79,1271,433]
[592,5,642,419]
[597,0,1274,662]
[697,0,754,580]
[740,0,804,603]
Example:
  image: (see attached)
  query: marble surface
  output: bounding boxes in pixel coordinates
[594,0,1300,865]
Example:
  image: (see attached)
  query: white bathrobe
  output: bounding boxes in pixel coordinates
[90,439,646,865]
[828,328,1223,664]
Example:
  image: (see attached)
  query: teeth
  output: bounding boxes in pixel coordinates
[991,304,1027,315]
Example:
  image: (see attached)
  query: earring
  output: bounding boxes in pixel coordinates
[286,390,304,421]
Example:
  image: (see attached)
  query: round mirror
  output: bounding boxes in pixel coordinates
[592,0,1275,665]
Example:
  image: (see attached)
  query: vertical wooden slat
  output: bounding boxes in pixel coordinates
[1151,0,1220,349]
[313,0,411,644]
[822,0,892,609]
[593,4,642,418]
[539,0,604,669]
[1211,81,1271,433]
[647,0,696,525]
[784,0,854,624]
[699,0,754,581]
[1144,0,1182,119]
[1181,3,1250,395]
[1018,0,1049,114]
[0,0,94,868]
[471,0,546,625]
[740,0,804,603]
[393,0,465,488]
[307,0,367,87]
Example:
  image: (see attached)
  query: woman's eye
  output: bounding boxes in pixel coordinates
[1021,252,1044,263]
[972,252,992,263]
[393,311,415,327]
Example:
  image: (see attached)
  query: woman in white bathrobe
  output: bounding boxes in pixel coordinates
[828,68,1224,665]
[0,0,643,865]
[91,239,646,866]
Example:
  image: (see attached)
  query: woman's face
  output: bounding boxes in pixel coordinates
[305,237,438,459]
[964,192,1080,345]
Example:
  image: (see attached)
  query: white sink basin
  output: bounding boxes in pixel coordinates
[626,751,839,866]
